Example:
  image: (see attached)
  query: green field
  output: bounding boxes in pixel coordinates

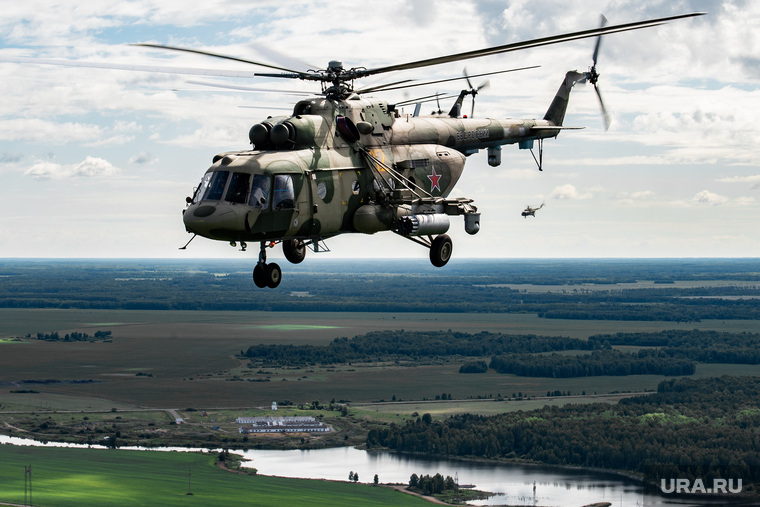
[0,445,428,507]
[2,308,760,411]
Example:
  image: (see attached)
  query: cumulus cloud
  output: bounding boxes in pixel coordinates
[692,190,730,206]
[551,184,593,200]
[24,156,120,180]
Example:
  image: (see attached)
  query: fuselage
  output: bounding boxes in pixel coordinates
[182,94,560,244]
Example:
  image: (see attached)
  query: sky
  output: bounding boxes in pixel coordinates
[0,0,758,261]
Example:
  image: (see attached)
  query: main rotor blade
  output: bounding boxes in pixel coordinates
[131,43,320,77]
[358,12,704,78]
[0,55,265,78]
[184,79,314,95]
[361,65,539,93]
[355,79,416,93]
[394,92,458,107]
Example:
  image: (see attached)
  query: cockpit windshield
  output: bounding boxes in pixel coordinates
[192,170,278,210]
[193,172,212,204]
[203,171,229,201]
[225,172,250,204]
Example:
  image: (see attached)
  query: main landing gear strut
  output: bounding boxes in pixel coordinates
[253,241,282,289]
[402,233,454,268]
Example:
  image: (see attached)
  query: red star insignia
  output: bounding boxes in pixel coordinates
[427,168,441,192]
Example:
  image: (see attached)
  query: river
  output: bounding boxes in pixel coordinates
[0,435,747,506]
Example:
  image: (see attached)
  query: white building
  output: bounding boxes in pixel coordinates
[237,416,329,434]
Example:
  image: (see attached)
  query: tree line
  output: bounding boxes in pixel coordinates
[366,376,760,484]
[242,331,593,366]
[589,329,760,364]
[2,259,759,320]
[489,349,695,377]
[31,330,112,342]
[242,328,760,377]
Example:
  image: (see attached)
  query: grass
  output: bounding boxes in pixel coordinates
[352,394,633,421]
[0,445,430,507]
[6,308,760,342]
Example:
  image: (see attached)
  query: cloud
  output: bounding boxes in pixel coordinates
[551,184,593,200]
[615,190,656,204]
[24,156,120,180]
[129,152,157,165]
[718,174,760,189]
[692,190,729,206]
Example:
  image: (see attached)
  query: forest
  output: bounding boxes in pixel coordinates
[588,329,760,364]
[242,328,760,378]
[489,349,695,377]
[366,376,760,490]
[1,258,759,319]
[242,330,593,366]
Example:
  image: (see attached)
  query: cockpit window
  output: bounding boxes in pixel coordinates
[248,174,271,210]
[202,171,229,201]
[193,172,212,204]
[273,174,296,210]
[225,172,250,204]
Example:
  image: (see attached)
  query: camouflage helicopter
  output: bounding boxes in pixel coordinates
[146,12,703,288]
[522,202,545,218]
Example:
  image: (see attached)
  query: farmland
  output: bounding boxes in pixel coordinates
[0,444,429,507]
[1,258,760,503]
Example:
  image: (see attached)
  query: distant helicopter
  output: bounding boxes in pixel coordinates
[522,202,545,218]
[20,13,688,288]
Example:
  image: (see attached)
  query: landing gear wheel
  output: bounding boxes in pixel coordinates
[429,234,453,267]
[253,263,267,288]
[265,263,282,288]
[283,239,306,264]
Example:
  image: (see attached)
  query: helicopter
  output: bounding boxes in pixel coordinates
[140,12,704,288]
[522,202,545,218]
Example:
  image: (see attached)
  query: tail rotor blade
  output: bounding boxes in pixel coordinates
[592,14,608,66]
[463,67,474,90]
[593,82,610,131]
[591,14,610,130]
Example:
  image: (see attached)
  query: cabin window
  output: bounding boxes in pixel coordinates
[225,172,251,204]
[273,174,296,210]
[203,171,229,201]
[249,174,271,210]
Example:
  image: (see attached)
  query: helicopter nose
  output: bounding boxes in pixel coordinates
[183,202,248,240]
[183,203,216,235]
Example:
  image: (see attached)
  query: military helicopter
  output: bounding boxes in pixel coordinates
[522,202,545,218]
[140,12,702,288]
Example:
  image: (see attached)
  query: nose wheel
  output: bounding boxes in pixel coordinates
[253,242,282,288]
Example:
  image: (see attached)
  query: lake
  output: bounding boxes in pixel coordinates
[0,435,746,506]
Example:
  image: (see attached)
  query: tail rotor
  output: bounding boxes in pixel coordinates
[586,15,611,130]
[463,67,490,117]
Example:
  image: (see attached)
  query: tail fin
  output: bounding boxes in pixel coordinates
[543,71,586,126]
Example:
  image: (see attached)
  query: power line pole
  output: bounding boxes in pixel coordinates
[24,464,32,507]
[186,466,193,496]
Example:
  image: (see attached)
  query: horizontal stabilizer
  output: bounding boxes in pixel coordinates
[531,126,585,131]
